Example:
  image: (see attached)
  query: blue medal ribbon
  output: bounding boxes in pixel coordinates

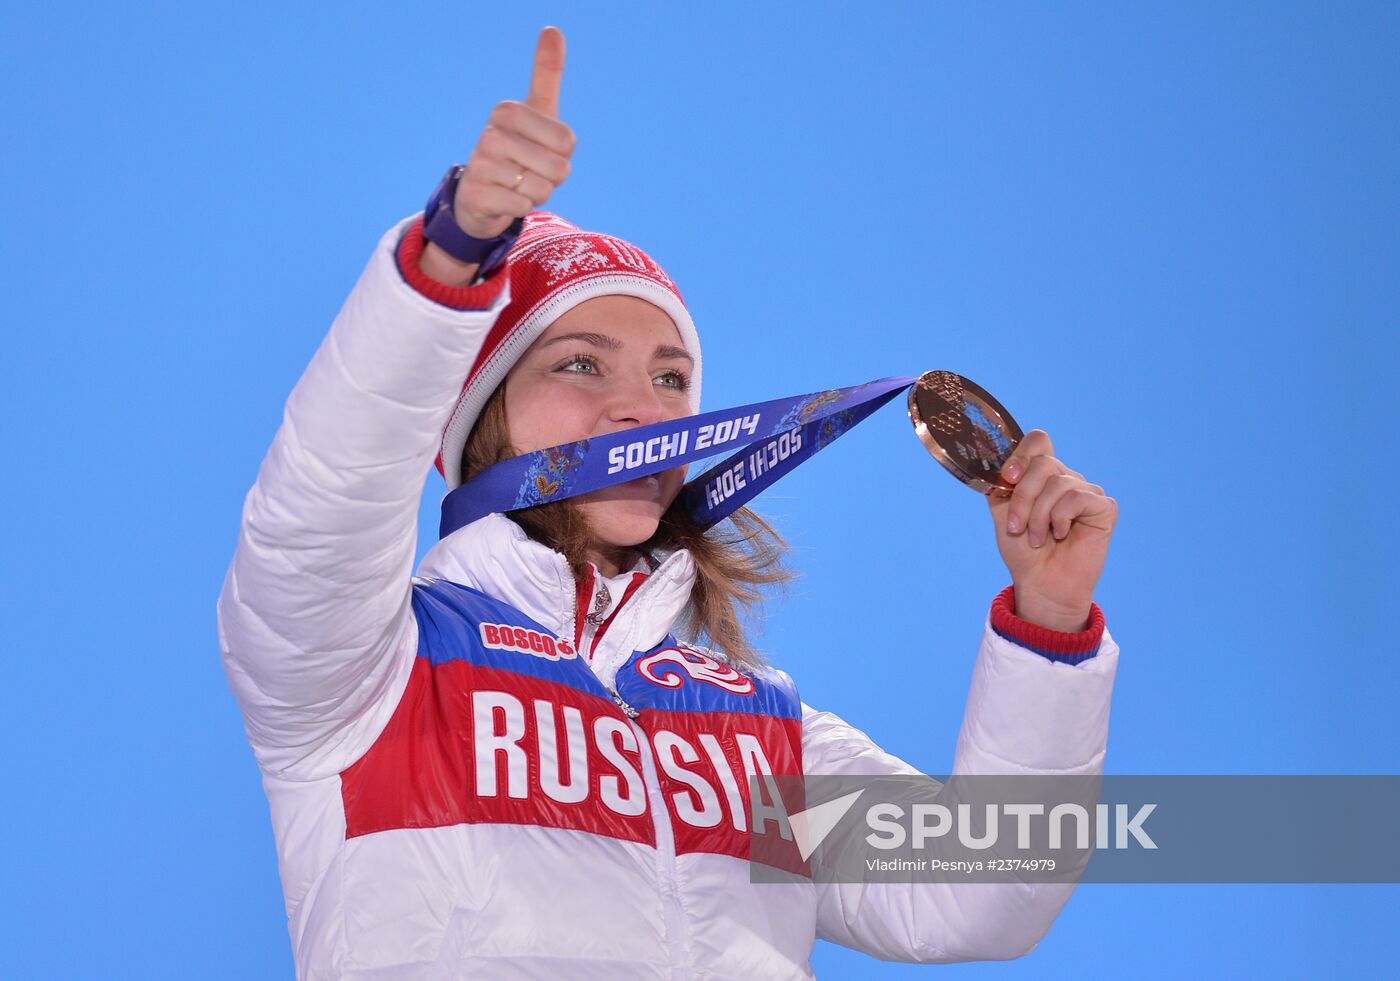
[439,375,917,539]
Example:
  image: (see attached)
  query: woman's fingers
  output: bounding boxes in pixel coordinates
[1026,473,1087,545]
[1000,429,1054,483]
[1000,429,1105,543]
[1048,487,1116,541]
[454,182,537,230]
[1003,453,1067,535]
[451,32,576,241]
[487,101,576,159]
[1005,464,1114,547]
[987,426,1118,609]
[447,28,574,240]
[478,120,572,184]
[464,154,557,205]
[526,26,566,117]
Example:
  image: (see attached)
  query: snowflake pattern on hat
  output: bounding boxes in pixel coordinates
[532,240,615,282]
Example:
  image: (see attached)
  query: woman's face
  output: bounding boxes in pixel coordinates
[503,294,695,561]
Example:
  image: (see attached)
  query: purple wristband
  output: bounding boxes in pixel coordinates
[422,165,524,276]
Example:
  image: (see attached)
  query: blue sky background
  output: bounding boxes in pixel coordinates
[3,2,1397,977]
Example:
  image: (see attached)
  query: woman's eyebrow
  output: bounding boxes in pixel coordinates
[653,344,693,364]
[538,332,693,365]
[538,331,622,351]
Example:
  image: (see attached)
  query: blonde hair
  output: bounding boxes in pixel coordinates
[463,384,793,670]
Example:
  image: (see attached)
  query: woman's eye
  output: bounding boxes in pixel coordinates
[558,355,599,375]
[656,370,690,391]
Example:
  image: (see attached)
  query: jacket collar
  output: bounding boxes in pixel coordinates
[415,513,697,686]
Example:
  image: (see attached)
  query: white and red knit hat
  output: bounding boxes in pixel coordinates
[436,211,702,489]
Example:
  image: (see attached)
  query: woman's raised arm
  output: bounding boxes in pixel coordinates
[217,28,573,782]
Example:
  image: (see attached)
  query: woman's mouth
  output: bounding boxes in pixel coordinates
[584,471,676,506]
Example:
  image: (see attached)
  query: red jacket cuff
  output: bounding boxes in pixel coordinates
[989,585,1104,663]
[395,217,509,310]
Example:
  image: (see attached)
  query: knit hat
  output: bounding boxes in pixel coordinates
[436,211,702,490]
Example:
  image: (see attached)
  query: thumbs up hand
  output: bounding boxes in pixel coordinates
[425,25,574,270]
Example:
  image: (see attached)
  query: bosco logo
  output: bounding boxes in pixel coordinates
[480,622,576,660]
[636,646,754,695]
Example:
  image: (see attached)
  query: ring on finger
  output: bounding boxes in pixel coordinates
[511,169,527,188]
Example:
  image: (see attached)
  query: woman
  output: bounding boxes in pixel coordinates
[218,27,1120,980]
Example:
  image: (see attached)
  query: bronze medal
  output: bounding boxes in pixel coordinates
[907,370,1024,498]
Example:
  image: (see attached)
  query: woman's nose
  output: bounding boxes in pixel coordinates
[605,374,666,428]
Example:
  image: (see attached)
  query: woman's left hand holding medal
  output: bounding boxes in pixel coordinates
[987,430,1118,632]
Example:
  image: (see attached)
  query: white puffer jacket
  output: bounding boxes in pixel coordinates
[217,218,1120,980]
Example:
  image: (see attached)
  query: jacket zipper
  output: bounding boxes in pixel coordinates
[630,716,694,980]
[566,565,690,974]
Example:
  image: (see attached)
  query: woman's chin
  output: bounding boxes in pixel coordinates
[577,496,671,551]
[574,470,684,555]
[577,501,664,548]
